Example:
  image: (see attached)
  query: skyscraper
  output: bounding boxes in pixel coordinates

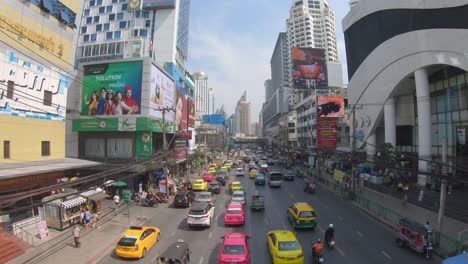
[208,88,215,115]
[264,79,273,101]
[235,91,251,135]
[193,71,209,117]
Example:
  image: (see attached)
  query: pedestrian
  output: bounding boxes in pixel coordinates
[113,194,120,215]
[73,225,81,248]
[92,212,100,229]
[402,193,408,207]
[80,208,86,225]
[418,189,424,205]
[84,208,91,229]
[448,184,453,195]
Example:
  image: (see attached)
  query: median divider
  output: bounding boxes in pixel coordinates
[306,169,467,258]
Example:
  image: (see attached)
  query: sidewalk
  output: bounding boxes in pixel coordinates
[7,203,156,264]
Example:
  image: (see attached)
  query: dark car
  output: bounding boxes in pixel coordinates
[156,239,190,264]
[173,191,195,208]
[208,181,221,194]
[216,175,227,186]
[254,174,266,185]
[267,159,275,166]
[284,170,295,181]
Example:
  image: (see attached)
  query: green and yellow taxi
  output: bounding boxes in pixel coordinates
[192,179,208,191]
[229,181,243,194]
[207,167,217,174]
[115,226,161,259]
[287,202,317,229]
[266,230,304,264]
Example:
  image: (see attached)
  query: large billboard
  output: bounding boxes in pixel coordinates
[81,61,143,116]
[143,0,175,9]
[174,88,188,131]
[317,118,337,148]
[188,98,195,128]
[149,63,175,122]
[202,114,225,125]
[292,48,327,89]
[317,96,345,118]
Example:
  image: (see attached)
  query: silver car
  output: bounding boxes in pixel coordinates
[231,190,246,205]
[196,192,215,205]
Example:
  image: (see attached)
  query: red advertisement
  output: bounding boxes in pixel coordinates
[175,88,188,131]
[317,118,337,148]
[317,96,345,118]
[171,148,187,160]
[176,130,192,140]
[188,98,195,128]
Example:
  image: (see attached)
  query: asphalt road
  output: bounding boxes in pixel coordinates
[98,163,441,264]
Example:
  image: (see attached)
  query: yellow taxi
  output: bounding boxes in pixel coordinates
[287,202,317,229]
[207,167,217,174]
[267,230,304,264]
[115,226,160,259]
[229,181,243,194]
[249,169,258,179]
[192,179,208,191]
[220,165,229,171]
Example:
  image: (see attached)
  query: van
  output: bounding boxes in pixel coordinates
[268,171,283,187]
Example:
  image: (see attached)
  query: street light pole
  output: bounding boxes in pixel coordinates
[154,106,174,181]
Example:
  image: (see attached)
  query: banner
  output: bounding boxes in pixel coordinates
[136,132,152,161]
[176,130,192,140]
[188,98,195,127]
[82,61,143,116]
[292,48,327,89]
[317,96,345,118]
[174,88,188,131]
[170,148,187,160]
[317,118,337,148]
[149,64,175,122]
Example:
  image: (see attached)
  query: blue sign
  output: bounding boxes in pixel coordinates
[202,114,225,125]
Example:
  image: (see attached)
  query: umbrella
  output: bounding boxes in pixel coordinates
[60,177,69,182]
[114,181,127,187]
[70,177,80,181]
[103,180,115,186]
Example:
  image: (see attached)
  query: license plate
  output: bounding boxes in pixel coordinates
[319,257,324,262]
[330,241,335,245]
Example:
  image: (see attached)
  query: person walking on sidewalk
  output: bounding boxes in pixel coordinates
[114,194,120,215]
[73,226,81,248]
[402,193,408,207]
[92,212,100,229]
[418,189,424,205]
[84,208,91,229]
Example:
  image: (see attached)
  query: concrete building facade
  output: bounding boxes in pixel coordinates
[235,91,251,135]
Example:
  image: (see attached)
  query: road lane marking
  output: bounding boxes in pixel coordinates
[338,216,343,221]
[356,230,363,237]
[381,251,392,259]
[336,246,346,256]
[209,231,213,239]
[317,224,324,233]
[152,256,158,262]
[199,257,204,264]
[170,231,175,237]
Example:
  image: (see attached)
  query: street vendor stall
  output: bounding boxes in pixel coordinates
[42,194,86,230]
[79,189,108,215]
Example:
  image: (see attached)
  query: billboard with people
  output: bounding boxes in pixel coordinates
[174,88,188,131]
[188,98,195,128]
[292,47,327,89]
[81,61,143,116]
[317,96,345,118]
[149,63,175,122]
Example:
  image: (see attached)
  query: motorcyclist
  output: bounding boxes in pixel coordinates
[312,238,324,259]
[325,224,335,244]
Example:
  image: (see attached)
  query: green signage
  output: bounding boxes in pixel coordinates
[122,190,131,204]
[72,118,119,131]
[136,131,153,161]
[73,117,176,132]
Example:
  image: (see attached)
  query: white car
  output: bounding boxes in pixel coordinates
[187,201,215,228]
[231,190,246,205]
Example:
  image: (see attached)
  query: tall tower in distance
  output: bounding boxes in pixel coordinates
[235,91,251,135]
[193,72,209,117]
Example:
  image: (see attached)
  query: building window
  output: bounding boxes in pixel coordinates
[85,45,92,56]
[43,90,52,106]
[97,0,103,5]
[109,14,115,20]
[98,6,105,13]
[41,141,50,156]
[106,32,113,40]
[92,44,99,56]
[3,141,10,159]
[142,11,150,18]
[114,31,121,39]
[93,16,100,23]
[104,23,110,31]
[81,26,87,34]
[108,42,116,54]
[119,21,126,28]
[145,20,150,27]
[140,29,147,37]
[96,24,102,31]
[7,81,14,99]
[84,9,90,16]
[83,34,90,42]
[91,33,97,41]
[135,11,141,18]
[85,17,92,24]
[121,3,127,10]
[106,5,113,12]
[112,0,118,2]
[117,12,124,20]
[89,0,95,7]
[100,43,108,55]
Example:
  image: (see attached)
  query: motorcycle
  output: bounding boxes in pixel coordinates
[312,253,324,264]
[424,241,433,259]
[141,195,159,208]
[326,237,335,249]
[304,180,316,193]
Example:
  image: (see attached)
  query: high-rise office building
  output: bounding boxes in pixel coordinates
[75,0,191,71]
[264,79,273,101]
[235,91,251,135]
[193,71,209,117]
[208,88,215,115]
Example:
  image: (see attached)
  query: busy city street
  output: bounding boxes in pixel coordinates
[94,160,441,264]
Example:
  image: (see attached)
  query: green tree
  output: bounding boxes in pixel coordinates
[374,143,398,175]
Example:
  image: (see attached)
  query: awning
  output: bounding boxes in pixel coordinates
[59,197,86,209]
[88,192,108,201]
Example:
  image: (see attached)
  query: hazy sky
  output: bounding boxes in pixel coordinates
[187,0,350,121]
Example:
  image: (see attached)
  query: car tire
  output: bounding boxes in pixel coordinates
[141,248,147,258]
[157,233,160,242]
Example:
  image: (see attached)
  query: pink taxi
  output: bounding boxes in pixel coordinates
[202,173,215,182]
[218,232,251,264]
[224,202,245,226]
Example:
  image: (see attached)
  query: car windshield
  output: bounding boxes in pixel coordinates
[233,193,244,198]
[223,245,245,255]
[199,194,211,199]
[299,211,315,217]
[270,174,282,181]
[209,183,218,186]
[195,180,203,184]
[118,236,137,246]
[232,184,241,187]
[256,175,265,179]
[278,241,300,251]
[227,209,242,214]
[189,209,206,215]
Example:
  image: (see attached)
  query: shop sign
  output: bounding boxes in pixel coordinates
[122,190,131,204]
[37,220,48,239]
[170,148,187,160]
[176,130,192,140]
[317,118,337,148]
[136,132,153,161]
[72,118,119,131]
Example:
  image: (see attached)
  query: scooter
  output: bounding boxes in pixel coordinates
[423,241,433,259]
[141,195,159,208]
[326,237,335,249]
[312,253,324,264]
[304,182,316,193]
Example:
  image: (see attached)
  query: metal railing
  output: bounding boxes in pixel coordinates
[6,223,35,247]
[310,170,468,257]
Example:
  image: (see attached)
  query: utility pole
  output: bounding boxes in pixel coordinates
[438,137,448,229]
[154,106,174,181]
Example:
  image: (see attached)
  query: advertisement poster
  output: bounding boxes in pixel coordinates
[292,47,327,89]
[81,61,143,116]
[149,64,175,122]
[171,148,187,160]
[188,98,195,128]
[317,96,345,118]
[174,88,188,131]
[136,132,153,161]
[37,220,48,239]
[317,118,337,148]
